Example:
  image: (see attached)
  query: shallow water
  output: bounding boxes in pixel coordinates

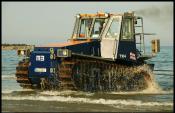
[1,47,174,112]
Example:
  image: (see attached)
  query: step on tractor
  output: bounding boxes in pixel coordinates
[16,11,160,92]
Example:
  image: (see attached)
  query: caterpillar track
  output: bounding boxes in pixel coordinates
[15,58,33,89]
[59,56,152,92]
[58,59,77,90]
[16,56,152,91]
[16,53,151,91]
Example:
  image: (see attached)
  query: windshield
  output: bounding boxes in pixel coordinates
[106,18,121,39]
[79,19,93,38]
[91,18,106,38]
[72,17,107,39]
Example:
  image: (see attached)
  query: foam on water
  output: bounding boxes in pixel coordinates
[2,89,34,94]
[141,64,173,94]
[110,78,173,95]
[111,64,173,95]
[2,95,173,107]
[40,90,94,96]
[110,87,173,95]
[2,75,16,80]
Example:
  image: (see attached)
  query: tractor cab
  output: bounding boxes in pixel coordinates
[71,12,134,41]
[71,12,159,62]
[71,12,136,61]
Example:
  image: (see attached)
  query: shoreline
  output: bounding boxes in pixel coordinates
[1,45,34,50]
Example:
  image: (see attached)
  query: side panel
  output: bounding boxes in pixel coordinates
[101,39,119,59]
[100,16,122,60]
[29,51,56,84]
[117,41,137,62]
[66,40,100,56]
[29,51,59,84]
[29,51,51,75]
[34,41,101,57]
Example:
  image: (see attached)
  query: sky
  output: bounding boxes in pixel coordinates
[2,2,173,46]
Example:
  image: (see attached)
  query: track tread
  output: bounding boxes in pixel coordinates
[15,59,33,89]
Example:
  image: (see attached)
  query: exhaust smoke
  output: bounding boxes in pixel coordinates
[135,5,173,21]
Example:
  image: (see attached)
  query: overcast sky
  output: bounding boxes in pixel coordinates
[2,2,173,46]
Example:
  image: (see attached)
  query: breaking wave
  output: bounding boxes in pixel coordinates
[108,64,173,95]
[2,89,34,94]
[2,95,173,107]
[40,90,94,96]
[2,75,16,80]
[110,86,173,95]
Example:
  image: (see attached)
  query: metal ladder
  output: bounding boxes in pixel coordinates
[134,17,145,56]
[134,17,156,59]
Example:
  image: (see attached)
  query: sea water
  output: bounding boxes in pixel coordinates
[1,46,173,112]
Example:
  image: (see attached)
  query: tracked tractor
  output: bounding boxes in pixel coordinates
[16,12,160,91]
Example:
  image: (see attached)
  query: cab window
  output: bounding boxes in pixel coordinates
[91,19,106,38]
[79,19,92,38]
[106,18,120,39]
[121,18,133,40]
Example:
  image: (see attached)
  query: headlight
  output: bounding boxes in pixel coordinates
[17,49,30,56]
[34,68,47,72]
[57,49,71,57]
[63,50,67,56]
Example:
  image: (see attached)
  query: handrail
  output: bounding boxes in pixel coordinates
[135,33,156,35]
